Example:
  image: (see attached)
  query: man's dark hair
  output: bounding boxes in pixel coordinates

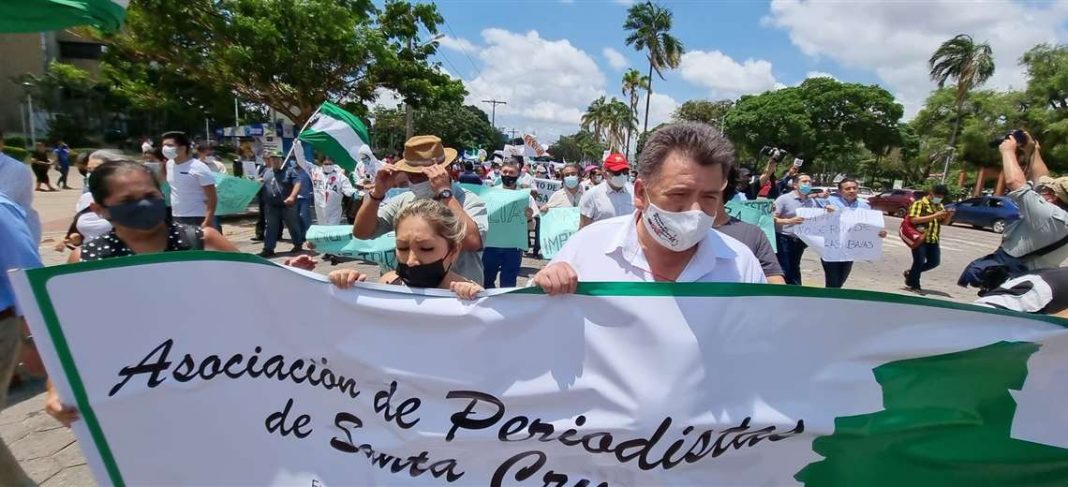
[723,165,740,201]
[89,159,160,205]
[501,160,521,171]
[931,184,949,197]
[161,131,191,148]
[637,122,734,183]
[463,161,474,171]
[837,177,859,190]
[511,155,524,168]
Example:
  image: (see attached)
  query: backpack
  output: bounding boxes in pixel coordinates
[958,233,1068,294]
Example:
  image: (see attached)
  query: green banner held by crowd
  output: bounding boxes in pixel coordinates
[460,183,531,250]
[305,226,397,271]
[726,199,777,251]
[539,207,581,259]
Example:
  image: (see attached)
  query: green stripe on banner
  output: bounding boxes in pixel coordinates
[460,184,531,250]
[298,102,370,173]
[539,207,580,259]
[726,199,777,252]
[0,0,127,33]
[297,129,360,174]
[161,174,263,216]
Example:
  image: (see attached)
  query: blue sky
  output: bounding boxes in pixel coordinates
[375,0,1068,144]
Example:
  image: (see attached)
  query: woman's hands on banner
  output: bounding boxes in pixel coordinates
[329,269,367,289]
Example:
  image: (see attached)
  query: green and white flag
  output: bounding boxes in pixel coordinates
[0,0,127,33]
[297,102,371,174]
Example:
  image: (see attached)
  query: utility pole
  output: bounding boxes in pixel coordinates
[482,99,507,127]
[507,128,519,141]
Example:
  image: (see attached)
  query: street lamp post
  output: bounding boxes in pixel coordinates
[22,82,36,146]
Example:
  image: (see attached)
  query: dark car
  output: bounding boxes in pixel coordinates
[869,189,927,217]
[945,196,1020,233]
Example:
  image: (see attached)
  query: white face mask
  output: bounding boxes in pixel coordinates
[609,173,629,188]
[592,175,603,184]
[323,163,335,172]
[162,146,178,160]
[641,200,714,252]
[564,176,580,189]
[410,181,434,199]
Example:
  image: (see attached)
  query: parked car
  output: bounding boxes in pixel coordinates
[869,189,927,217]
[857,186,876,200]
[945,196,1020,233]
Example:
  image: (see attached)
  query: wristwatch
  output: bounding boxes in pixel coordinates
[434,188,454,201]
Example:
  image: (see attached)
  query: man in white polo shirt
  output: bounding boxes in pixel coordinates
[578,152,634,229]
[533,122,765,293]
[161,131,218,230]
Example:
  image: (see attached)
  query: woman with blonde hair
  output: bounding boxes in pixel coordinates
[329,199,483,299]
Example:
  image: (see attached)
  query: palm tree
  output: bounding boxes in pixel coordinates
[622,68,649,159]
[581,97,637,152]
[581,96,610,145]
[624,1,684,135]
[928,34,995,179]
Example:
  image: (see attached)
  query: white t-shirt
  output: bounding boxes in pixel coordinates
[546,188,583,208]
[74,192,111,240]
[578,182,635,222]
[166,158,216,217]
[549,213,766,283]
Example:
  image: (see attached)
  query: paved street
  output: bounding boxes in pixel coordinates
[4,182,1012,485]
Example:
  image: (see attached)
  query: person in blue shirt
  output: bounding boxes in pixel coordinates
[820,178,887,288]
[0,189,42,486]
[52,141,72,189]
[259,152,303,256]
[291,157,315,249]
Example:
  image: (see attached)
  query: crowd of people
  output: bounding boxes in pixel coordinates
[1,121,1068,483]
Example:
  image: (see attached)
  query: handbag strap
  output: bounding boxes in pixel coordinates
[1022,232,1068,258]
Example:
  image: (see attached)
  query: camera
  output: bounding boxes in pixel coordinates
[988,129,1029,149]
[760,145,786,162]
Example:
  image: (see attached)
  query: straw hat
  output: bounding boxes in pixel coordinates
[393,135,458,174]
[1037,175,1068,204]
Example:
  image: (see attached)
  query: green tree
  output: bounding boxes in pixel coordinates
[724,78,902,181]
[370,102,503,156]
[624,1,684,135]
[673,99,733,127]
[1019,44,1068,171]
[581,96,635,152]
[551,130,606,163]
[106,0,464,127]
[622,68,649,159]
[928,34,996,178]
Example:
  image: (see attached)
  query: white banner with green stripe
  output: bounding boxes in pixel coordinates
[11,252,1068,486]
[0,0,127,33]
[297,102,371,174]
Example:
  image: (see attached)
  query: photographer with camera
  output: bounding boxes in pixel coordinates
[736,146,787,201]
[998,132,1068,269]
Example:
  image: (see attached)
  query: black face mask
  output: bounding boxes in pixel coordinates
[501,175,519,187]
[396,257,450,288]
[106,197,167,230]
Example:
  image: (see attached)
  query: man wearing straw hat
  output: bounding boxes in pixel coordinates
[353,135,489,285]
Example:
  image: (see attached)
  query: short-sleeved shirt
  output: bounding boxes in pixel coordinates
[773,192,821,236]
[546,188,583,209]
[294,165,314,199]
[166,158,216,217]
[579,182,634,222]
[716,217,784,278]
[373,187,489,285]
[458,171,483,185]
[53,146,70,166]
[0,152,40,242]
[262,166,298,206]
[549,213,766,283]
[908,196,944,243]
[826,195,871,210]
[1002,183,1068,269]
[0,192,42,312]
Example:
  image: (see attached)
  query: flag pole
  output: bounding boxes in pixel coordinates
[281,103,326,169]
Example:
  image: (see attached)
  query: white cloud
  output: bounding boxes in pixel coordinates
[644,92,679,129]
[372,87,402,110]
[764,0,1068,117]
[679,50,780,98]
[603,47,628,70]
[615,0,635,5]
[437,35,479,55]
[461,28,608,142]
[805,71,836,80]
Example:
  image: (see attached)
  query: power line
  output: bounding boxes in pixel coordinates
[431,0,482,81]
[482,99,507,127]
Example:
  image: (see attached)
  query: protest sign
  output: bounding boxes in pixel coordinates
[460,183,530,250]
[213,173,262,215]
[538,207,580,259]
[795,208,885,262]
[725,199,776,251]
[531,178,561,205]
[241,161,259,181]
[13,252,1068,486]
[305,225,396,271]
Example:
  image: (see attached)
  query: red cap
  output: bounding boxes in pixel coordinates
[603,153,629,172]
